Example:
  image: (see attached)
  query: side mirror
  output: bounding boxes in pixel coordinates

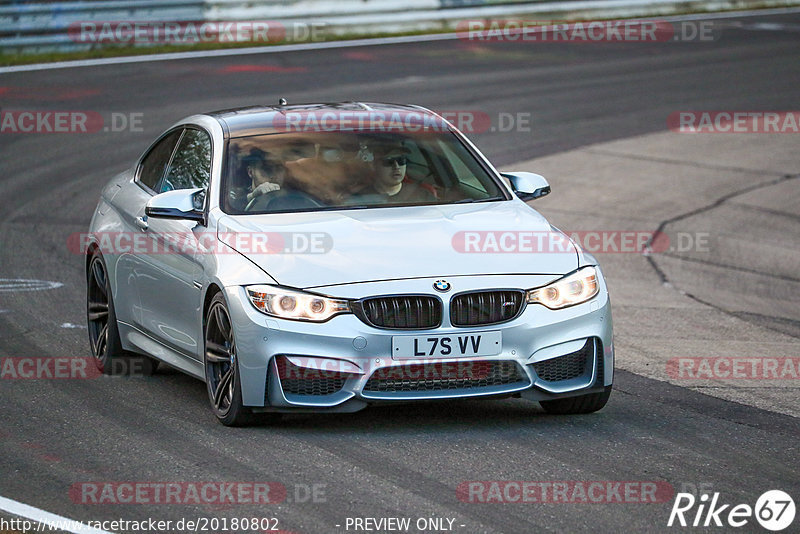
[145,188,206,224]
[502,172,551,202]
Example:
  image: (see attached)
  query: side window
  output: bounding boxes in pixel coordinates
[403,143,436,186]
[437,140,487,193]
[138,129,182,191]
[159,128,212,193]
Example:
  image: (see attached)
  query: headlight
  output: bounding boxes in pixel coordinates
[246,285,351,322]
[526,266,599,309]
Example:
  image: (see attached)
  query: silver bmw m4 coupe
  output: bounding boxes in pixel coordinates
[85,102,613,425]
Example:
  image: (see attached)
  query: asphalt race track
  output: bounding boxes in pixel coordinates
[0,9,799,534]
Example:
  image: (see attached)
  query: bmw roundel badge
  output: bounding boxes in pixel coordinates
[433,280,451,292]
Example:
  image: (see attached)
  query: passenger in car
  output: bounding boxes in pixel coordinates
[352,144,437,204]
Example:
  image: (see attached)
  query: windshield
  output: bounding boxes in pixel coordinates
[221,130,508,214]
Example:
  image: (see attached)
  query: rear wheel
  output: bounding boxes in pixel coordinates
[539,386,612,415]
[204,293,253,426]
[87,250,157,376]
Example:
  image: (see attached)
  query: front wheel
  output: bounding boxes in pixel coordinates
[87,250,157,376]
[539,386,612,415]
[204,293,253,426]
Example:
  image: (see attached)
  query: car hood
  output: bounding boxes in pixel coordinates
[217,201,578,289]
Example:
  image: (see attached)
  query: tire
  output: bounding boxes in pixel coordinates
[539,386,612,415]
[86,250,158,376]
[204,293,254,426]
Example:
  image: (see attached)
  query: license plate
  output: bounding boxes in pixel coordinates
[392,331,502,359]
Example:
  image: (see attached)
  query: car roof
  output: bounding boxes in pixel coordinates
[205,102,441,138]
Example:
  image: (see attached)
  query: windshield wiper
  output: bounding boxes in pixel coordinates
[452,196,505,204]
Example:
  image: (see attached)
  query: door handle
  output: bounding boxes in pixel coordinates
[134,216,148,231]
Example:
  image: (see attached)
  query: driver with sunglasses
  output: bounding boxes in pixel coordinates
[354,144,437,203]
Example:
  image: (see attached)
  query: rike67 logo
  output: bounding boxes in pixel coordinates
[668,490,795,531]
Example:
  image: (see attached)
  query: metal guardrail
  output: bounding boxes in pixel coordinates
[0,0,433,52]
[1,0,203,51]
[1,0,798,54]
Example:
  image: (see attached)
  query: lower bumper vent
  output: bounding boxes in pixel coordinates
[275,356,349,396]
[532,339,597,382]
[363,360,526,392]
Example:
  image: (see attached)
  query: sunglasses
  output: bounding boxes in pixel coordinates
[381,156,407,167]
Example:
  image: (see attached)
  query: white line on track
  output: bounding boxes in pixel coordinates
[0,6,799,74]
[0,495,114,534]
[0,279,63,292]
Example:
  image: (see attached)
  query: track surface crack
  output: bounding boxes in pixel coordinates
[644,173,800,339]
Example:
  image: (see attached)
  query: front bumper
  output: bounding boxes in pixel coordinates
[224,274,614,412]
